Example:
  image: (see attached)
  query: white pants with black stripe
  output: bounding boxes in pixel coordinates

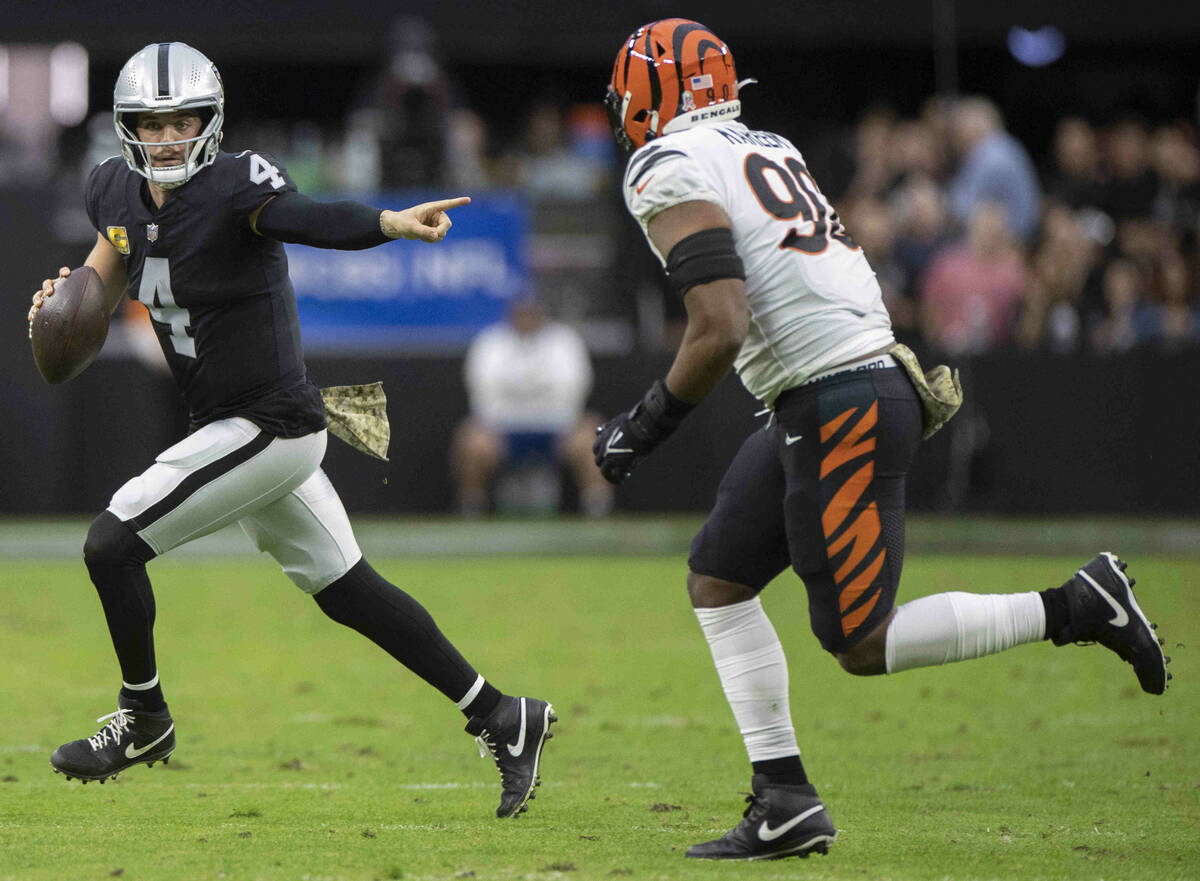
[107,417,361,594]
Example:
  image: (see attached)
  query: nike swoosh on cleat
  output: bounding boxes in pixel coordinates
[506,699,527,757]
[1077,570,1129,627]
[758,804,825,841]
[784,433,803,446]
[124,723,174,759]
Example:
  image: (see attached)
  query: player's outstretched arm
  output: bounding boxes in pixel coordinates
[381,196,471,243]
[253,194,471,250]
[27,232,128,335]
[593,200,749,484]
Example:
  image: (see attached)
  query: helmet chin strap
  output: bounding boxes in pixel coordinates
[149,166,189,190]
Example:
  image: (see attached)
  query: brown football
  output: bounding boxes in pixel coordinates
[30,266,110,384]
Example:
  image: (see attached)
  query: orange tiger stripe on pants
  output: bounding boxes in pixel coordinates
[819,403,885,637]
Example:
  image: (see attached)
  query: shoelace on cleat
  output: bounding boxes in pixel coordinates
[87,708,134,751]
[740,792,763,820]
[473,727,524,788]
[474,728,497,761]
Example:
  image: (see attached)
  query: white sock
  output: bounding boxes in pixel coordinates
[885,591,1046,673]
[694,597,799,762]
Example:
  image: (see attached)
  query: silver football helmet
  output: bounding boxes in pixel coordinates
[113,42,224,189]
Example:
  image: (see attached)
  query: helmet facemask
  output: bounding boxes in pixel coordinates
[115,104,223,189]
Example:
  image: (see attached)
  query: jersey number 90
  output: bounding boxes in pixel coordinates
[744,153,858,255]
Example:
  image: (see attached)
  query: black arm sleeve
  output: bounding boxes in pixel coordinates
[254,191,390,250]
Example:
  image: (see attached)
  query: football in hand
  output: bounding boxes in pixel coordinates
[30,266,110,384]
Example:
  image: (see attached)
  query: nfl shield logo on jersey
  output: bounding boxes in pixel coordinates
[146,223,159,243]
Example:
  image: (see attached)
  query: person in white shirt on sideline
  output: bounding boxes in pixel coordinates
[452,294,613,517]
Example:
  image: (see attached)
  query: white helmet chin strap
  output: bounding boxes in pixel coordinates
[147,164,189,189]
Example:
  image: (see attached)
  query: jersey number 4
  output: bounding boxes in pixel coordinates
[744,153,858,254]
[249,154,286,190]
[138,257,195,358]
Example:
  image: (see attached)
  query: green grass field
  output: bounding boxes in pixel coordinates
[1,545,1197,881]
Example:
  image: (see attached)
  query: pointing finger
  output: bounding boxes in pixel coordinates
[421,196,471,214]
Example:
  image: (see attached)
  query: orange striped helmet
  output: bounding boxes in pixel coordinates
[606,19,741,152]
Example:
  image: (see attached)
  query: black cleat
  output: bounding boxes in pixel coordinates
[51,697,175,782]
[465,696,556,818]
[687,775,836,861]
[1053,552,1169,695]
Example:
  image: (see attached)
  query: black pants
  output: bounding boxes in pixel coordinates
[689,366,923,653]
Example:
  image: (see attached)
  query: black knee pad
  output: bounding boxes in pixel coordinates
[83,511,155,569]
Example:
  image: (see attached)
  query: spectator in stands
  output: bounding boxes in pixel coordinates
[359,16,452,189]
[890,118,947,185]
[843,106,898,201]
[1091,257,1151,353]
[495,102,610,201]
[891,174,951,298]
[920,201,1029,354]
[1145,248,1200,350]
[1150,124,1200,251]
[1102,117,1159,224]
[1046,117,1106,212]
[948,97,1042,242]
[1015,204,1101,352]
[450,295,613,517]
[845,197,914,334]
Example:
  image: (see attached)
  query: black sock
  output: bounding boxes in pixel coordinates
[84,512,166,711]
[1040,585,1070,641]
[120,686,167,712]
[752,755,809,786]
[315,558,499,715]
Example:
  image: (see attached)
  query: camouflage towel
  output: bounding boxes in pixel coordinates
[888,343,963,440]
[320,382,390,461]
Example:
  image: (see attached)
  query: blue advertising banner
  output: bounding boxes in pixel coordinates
[287,192,526,353]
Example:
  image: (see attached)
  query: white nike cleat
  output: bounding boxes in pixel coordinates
[1052,552,1170,695]
[51,698,175,783]
[687,775,836,860]
[465,696,556,818]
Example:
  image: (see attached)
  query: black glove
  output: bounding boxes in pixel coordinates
[593,379,694,484]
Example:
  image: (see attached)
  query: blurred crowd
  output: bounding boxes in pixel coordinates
[250,78,1200,357]
[59,19,1200,358]
[831,97,1200,355]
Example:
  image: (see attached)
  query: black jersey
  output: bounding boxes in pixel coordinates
[84,150,326,438]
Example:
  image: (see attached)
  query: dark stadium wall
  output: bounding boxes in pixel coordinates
[4,350,1199,516]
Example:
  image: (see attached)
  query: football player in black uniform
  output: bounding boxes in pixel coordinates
[27,42,554,819]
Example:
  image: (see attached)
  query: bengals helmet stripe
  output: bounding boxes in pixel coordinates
[606,18,740,153]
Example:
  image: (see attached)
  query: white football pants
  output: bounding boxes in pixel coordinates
[106,417,361,593]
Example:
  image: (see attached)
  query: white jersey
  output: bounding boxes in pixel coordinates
[464,320,593,433]
[624,121,894,406]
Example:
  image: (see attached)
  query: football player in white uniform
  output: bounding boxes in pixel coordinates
[594,19,1169,861]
